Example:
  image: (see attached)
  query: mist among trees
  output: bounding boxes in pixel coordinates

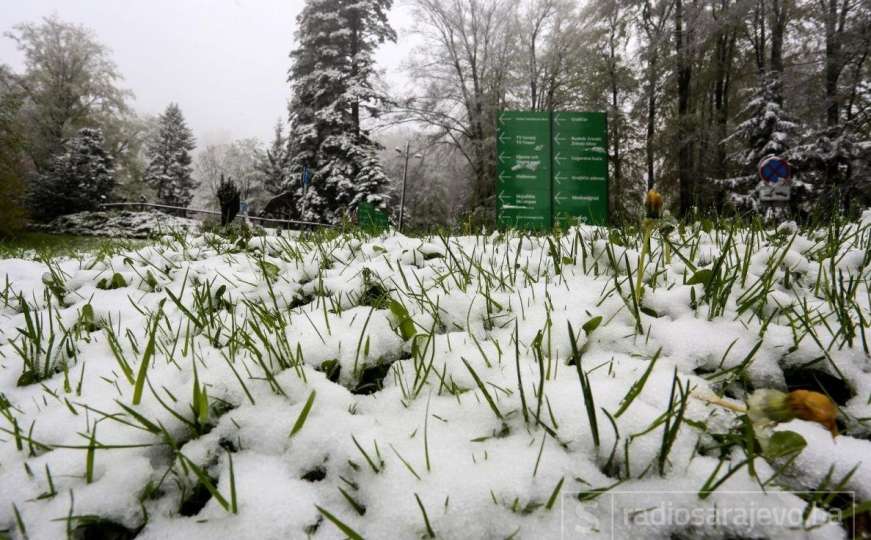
[397,0,871,222]
[1,1,869,235]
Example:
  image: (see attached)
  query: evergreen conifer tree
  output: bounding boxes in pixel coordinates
[256,118,291,196]
[287,0,396,223]
[788,123,868,214]
[28,127,115,221]
[720,75,800,212]
[144,103,197,207]
[350,144,392,210]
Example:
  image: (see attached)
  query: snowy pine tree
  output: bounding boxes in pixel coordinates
[287,0,396,223]
[256,118,290,196]
[27,127,114,222]
[719,74,800,212]
[788,121,870,214]
[144,103,197,207]
[788,130,869,213]
[350,144,392,210]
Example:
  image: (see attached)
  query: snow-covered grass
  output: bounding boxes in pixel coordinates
[0,233,143,260]
[1,214,870,539]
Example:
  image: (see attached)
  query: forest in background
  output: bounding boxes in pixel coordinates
[394,0,871,225]
[1,0,870,235]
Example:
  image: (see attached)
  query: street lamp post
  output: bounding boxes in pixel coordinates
[396,143,422,234]
[399,142,410,233]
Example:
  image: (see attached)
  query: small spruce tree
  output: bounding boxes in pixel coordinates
[144,103,197,207]
[256,118,291,196]
[350,144,391,212]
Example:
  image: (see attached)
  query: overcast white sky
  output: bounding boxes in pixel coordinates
[0,0,414,146]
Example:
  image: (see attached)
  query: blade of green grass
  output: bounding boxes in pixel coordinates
[461,357,504,422]
[415,493,436,538]
[614,347,662,418]
[289,390,317,438]
[132,300,165,405]
[315,505,365,540]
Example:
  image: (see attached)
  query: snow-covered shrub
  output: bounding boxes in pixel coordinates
[27,128,115,222]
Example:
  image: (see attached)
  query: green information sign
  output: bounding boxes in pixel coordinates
[357,201,390,232]
[496,111,552,230]
[552,112,609,226]
[497,111,608,229]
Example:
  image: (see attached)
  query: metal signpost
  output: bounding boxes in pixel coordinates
[497,111,608,230]
[496,111,553,230]
[396,142,422,233]
[399,141,411,232]
[302,166,311,191]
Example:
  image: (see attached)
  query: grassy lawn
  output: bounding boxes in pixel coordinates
[0,232,144,259]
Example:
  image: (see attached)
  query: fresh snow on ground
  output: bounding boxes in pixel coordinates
[1,219,870,539]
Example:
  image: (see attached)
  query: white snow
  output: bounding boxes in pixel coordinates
[0,220,869,539]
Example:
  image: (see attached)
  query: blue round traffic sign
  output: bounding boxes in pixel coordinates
[758,156,791,185]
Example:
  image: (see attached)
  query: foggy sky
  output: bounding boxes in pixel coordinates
[0,0,412,146]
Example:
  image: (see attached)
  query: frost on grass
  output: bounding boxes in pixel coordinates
[0,218,870,539]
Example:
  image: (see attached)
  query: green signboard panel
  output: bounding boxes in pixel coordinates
[496,111,609,229]
[357,201,390,232]
[552,112,609,227]
[496,111,552,230]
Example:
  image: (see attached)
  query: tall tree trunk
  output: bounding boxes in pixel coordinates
[606,6,623,218]
[752,0,768,75]
[845,47,869,122]
[770,0,786,79]
[642,0,665,191]
[676,0,694,216]
[821,0,852,207]
[713,1,736,180]
[823,0,849,128]
[610,81,622,218]
[645,69,656,191]
[528,18,541,110]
